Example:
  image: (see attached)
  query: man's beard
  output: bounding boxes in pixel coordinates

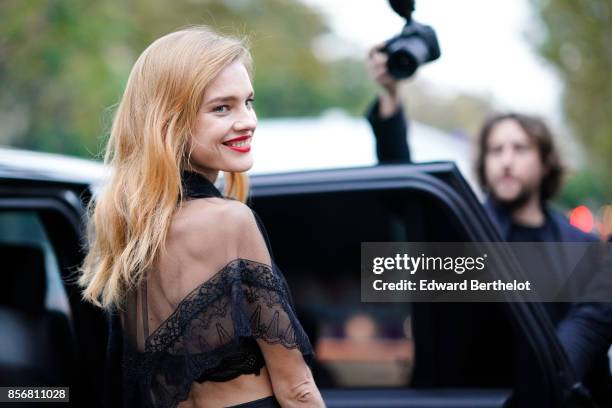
[490,184,536,212]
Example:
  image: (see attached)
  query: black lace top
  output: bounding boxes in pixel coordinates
[104,171,313,408]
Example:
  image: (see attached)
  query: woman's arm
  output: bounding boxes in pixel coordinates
[233,202,326,407]
[257,342,324,407]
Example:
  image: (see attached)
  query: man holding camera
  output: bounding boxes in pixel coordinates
[365,43,411,164]
[365,44,612,404]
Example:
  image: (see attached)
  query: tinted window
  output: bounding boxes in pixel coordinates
[253,188,506,388]
[0,211,70,314]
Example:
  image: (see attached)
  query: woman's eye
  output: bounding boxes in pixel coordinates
[246,98,255,108]
[213,105,229,113]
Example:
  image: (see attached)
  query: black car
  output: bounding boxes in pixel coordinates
[0,148,586,407]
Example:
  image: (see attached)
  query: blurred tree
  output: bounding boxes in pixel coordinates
[530,0,612,200]
[0,0,371,157]
[558,168,608,209]
[0,0,131,155]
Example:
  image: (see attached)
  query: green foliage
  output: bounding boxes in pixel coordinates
[530,0,612,201]
[0,0,373,157]
[557,168,609,209]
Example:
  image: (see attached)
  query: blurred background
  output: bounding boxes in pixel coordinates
[0,0,610,229]
[2,1,612,392]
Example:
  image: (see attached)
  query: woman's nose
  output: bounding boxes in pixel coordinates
[233,109,257,132]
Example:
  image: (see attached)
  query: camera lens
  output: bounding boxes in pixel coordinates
[386,36,430,79]
[387,51,417,79]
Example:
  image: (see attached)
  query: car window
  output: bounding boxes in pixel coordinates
[0,211,71,315]
[253,188,519,389]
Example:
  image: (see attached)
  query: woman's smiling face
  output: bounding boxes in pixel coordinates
[189,61,256,181]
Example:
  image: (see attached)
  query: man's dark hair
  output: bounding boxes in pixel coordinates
[475,112,564,203]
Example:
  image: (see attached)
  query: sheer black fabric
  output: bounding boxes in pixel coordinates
[106,172,313,408]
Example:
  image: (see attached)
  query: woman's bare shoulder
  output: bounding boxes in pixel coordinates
[168,198,259,262]
[155,198,259,303]
[174,197,253,233]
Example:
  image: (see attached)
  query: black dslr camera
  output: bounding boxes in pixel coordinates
[382,0,441,79]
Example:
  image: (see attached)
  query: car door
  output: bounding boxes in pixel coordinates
[248,162,580,408]
[0,175,107,407]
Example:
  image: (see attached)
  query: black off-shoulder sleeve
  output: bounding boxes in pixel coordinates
[122,258,313,408]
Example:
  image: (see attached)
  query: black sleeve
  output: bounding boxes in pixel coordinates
[555,242,612,382]
[556,302,612,381]
[365,98,411,164]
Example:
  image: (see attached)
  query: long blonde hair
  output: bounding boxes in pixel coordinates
[79,26,252,309]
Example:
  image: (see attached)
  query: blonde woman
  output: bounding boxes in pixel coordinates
[79,26,325,408]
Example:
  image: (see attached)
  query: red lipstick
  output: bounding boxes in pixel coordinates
[222,135,252,153]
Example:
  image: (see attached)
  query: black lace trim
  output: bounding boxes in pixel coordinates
[127,259,313,408]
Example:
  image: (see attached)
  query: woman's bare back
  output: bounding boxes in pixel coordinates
[145,197,276,407]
